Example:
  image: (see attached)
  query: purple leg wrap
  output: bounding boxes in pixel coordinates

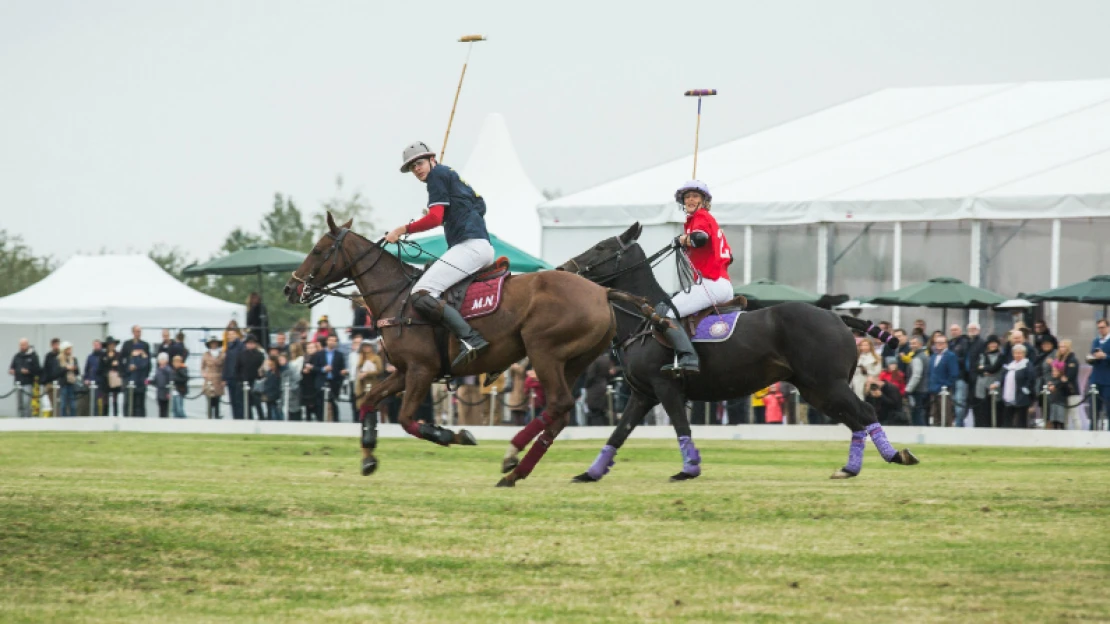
[845,430,866,474]
[586,445,617,480]
[678,436,701,476]
[866,422,897,462]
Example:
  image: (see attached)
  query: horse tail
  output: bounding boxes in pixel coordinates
[840,315,899,348]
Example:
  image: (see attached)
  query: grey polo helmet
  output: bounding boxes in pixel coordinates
[400,141,437,173]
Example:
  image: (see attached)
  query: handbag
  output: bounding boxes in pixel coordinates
[108,370,123,389]
[66,371,77,385]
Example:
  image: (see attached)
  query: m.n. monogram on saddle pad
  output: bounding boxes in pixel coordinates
[376,257,510,330]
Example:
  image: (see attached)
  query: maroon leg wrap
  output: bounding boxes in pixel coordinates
[358,404,373,423]
[510,411,553,450]
[515,431,555,479]
[403,420,421,437]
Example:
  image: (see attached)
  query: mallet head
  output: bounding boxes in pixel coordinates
[684,89,718,97]
[459,35,487,42]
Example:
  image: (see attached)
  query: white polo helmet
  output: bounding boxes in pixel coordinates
[400,141,437,173]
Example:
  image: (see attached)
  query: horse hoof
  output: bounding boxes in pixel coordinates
[496,477,516,488]
[501,457,520,474]
[360,457,378,476]
[456,430,478,446]
[830,468,858,480]
[572,472,598,483]
[669,471,700,482]
[897,449,920,465]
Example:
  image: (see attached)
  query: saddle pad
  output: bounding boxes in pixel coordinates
[691,311,742,343]
[460,274,507,320]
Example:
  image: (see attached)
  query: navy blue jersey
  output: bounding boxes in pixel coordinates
[425,165,489,247]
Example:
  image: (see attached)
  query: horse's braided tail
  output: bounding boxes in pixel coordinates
[840,315,899,348]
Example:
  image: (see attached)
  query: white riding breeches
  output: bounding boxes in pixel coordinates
[666,277,734,318]
[411,238,496,297]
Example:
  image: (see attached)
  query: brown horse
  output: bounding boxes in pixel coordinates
[283,214,615,485]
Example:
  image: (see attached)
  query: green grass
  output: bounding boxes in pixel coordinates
[0,433,1107,623]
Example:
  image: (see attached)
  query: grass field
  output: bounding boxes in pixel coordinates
[0,432,1107,623]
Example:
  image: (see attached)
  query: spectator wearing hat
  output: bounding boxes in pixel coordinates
[201,335,225,419]
[9,338,41,418]
[154,352,173,418]
[310,334,346,421]
[879,358,906,396]
[972,335,1004,427]
[82,339,103,415]
[97,337,124,416]
[123,343,151,417]
[57,341,80,417]
[313,316,335,346]
[238,334,267,420]
[223,329,245,419]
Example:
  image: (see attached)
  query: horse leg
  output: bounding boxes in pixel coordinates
[497,357,577,487]
[654,381,702,482]
[572,390,657,483]
[397,369,478,447]
[355,371,405,476]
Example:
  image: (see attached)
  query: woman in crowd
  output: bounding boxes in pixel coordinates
[972,335,1004,427]
[154,352,173,418]
[222,319,241,352]
[879,357,906,396]
[171,354,189,418]
[313,316,333,345]
[284,343,304,420]
[300,341,319,421]
[355,340,382,423]
[246,292,269,349]
[851,338,882,400]
[58,341,79,416]
[763,383,785,424]
[97,338,123,416]
[1050,339,1081,429]
[201,335,225,419]
[261,356,284,420]
[993,344,1036,428]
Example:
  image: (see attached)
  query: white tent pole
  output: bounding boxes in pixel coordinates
[969,220,982,326]
[816,224,829,295]
[892,222,902,329]
[1049,219,1061,332]
[743,225,753,285]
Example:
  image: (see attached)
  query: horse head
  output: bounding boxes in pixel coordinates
[556,222,643,285]
[283,212,358,304]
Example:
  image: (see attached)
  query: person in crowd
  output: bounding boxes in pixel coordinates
[972,335,1004,428]
[866,375,905,425]
[238,334,266,420]
[284,343,305,420]
[1086,318,1110,430]
[222,319,240,352]
[97,338,123,416]
[273,332,289,356]
[172,354,188,418]
[851,338,882,400]
[124,344,150,417]
[994,344,1036,428]
[154,352,173,418]
[300,341,320,422]
[354,340,381,424]
[926,334,959,426]
[879,322,897,360]
[261,356,284,420]
[1035,334,1058,374]
[904,335,929,427]
[912,319,927,339]
[763,383,785,424]
[120,325,151,359]
[927,331,944,354]
[200,336,225,419]
[312,334,346,421]
[9,338,41,418]
[583,352,614,426]
[313,316,333,346]
[1053,339,1082,430]
[156,329,174,359]
[456,375,483,425]
[963,323,985,420]
[57,341,79,417]
[375,344,398,424]
[507,358,531,426]
[40,338,63,409]
[947,324,971,426]
[1032,320,1056,352]
[347,334,364,419]
[290,319,310,346]
[223,329,245,419]
[524,368,546,418]
[1044,361,1070,430]
[246,292,269,350]
[879,358,906,396]
[351,300,378,341]
[83,339,103,415]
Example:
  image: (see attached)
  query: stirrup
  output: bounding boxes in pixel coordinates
[451,339,489,369]
[661,355,699,376]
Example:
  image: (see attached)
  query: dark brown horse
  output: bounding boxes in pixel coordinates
[283,214,615,484]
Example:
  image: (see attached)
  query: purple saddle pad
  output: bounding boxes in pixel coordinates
[691,311,742,343]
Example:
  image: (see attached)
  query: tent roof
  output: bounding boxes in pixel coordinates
[541,78,1110,227]
[392,232,551,273]
[462,113,545,255]
[183,245,305,276]
[0,255,243,325]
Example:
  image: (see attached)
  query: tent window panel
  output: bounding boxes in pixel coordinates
[1055,218,1110,341]
[748,225,819,290]
[982,220,1051,302]
[828,223,895,299]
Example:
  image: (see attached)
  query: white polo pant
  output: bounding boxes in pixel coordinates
[411,238,496,297]
[666,277,734,318]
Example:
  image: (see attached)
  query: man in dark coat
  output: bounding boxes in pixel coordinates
[237,334,266,420]
[40,338,63,388]
[120,325,151,359]
[582,353,614,426]
[9,338,41,417]
[223,330,245,419]
[311,334,346,421]
[123,345,151,417]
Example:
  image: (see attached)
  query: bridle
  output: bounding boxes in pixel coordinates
[289,229,403,306]
[564,236,675,286]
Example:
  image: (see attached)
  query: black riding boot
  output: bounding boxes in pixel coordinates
[656,303,700,376]
[413,292,490,369]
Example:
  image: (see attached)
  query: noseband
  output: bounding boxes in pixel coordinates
[290,229,382,305]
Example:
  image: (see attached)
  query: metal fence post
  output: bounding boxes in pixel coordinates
[282,381,290,422]
[606,384,615,427]
[791,386,800,425]
[489,387,498,426]
[14,381,22,418]
[127,381,135,418]
[939,386,949,428]
[242,381,250,421]
[89,381,98,417]
[990,385,998,429]
[1040,385,1050,429]
[449,386,458,426]
[1091,384,1101,431]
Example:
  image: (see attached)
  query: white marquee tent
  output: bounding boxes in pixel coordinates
[540,78,1110,334]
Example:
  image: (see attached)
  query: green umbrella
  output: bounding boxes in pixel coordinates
[734,278,821,306]
[863,276,1007,327]
[183,245,306,277]
[390,233,551,273]
[1027,275,1110,318]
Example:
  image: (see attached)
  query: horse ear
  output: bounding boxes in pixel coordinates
[340,218,353,230]
[620,222,642,244]
[326,212,339,234]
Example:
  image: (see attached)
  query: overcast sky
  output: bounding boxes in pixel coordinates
[3,0,1110,261]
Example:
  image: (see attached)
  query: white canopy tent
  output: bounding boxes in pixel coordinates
[540,78,1110,332]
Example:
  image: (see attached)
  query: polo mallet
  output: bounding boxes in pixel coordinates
[440,34,487,163]
[685,89,717,178]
